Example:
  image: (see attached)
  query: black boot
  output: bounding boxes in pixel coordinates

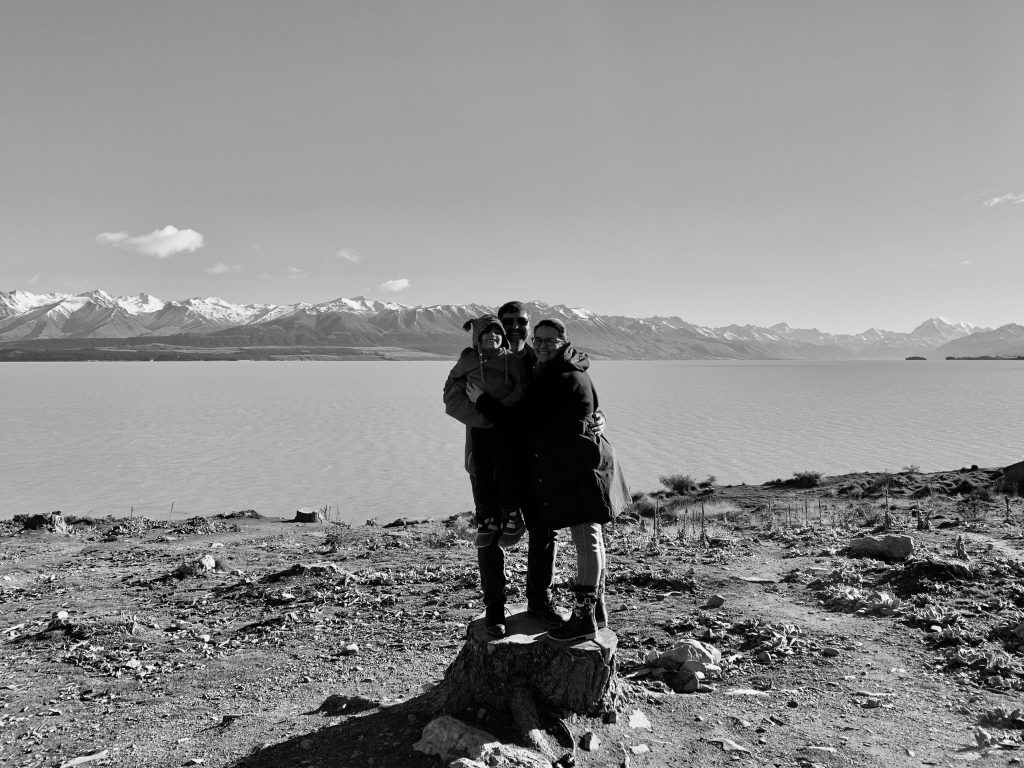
[595,574,608,630]
[547,588,597,643]
[595,593,607,630]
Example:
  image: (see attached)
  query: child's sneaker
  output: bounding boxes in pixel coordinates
[498,509,526,548]
[475,518,500,548]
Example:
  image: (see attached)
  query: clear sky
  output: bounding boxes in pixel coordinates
[2,1,1022,333]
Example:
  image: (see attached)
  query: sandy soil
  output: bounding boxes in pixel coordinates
[2,469,1023,768]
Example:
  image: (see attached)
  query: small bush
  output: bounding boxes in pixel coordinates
[698,475,717,489]
[787,471,823,489]
[902,464,921,475]
[630,496,659,518]
[660,474,697,495]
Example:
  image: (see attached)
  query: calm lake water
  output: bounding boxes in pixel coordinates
[2,360,1022,522]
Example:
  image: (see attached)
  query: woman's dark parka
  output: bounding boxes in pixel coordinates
[474,344,625,529]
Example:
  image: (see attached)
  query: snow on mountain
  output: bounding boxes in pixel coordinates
[0,287,1006,360]
[312,296,407,314]
[0,292,153,339]
[116,293,166,315]
[0,290,72,319]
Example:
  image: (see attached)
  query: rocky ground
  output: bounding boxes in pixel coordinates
[2,468,1024,768]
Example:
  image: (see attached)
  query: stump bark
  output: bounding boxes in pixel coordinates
[424,603,618,753]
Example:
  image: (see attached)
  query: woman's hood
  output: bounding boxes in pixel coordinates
[545,344,590,373]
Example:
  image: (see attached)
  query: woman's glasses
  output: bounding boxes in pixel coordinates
[531,337,564,347]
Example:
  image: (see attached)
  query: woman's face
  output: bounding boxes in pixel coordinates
[532,326,566,363]
[479,328,503,351]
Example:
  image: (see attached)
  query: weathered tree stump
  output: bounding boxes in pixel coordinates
[423,603,618,755]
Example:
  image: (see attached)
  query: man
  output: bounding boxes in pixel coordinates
[474,300,562,637]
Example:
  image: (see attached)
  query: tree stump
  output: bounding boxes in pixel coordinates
[423,603,618,755]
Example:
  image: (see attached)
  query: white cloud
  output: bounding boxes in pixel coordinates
[982,193,1024,207]
[29,273,42,285]
[205,262,241,275]
[95,225,205,258]
[961,260,974,266]
[380,278,410,292]
[336,248,362,262]
[287,267,308,280]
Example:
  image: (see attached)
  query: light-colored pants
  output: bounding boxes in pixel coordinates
[570,522,605,588]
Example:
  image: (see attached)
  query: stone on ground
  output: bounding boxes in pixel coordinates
[848,534,915,561]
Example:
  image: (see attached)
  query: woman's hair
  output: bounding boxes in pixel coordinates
[534,318,567,339]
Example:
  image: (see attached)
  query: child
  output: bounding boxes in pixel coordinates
[443,314,529,548]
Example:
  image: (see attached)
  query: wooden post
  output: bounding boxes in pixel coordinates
[654,497,660,547]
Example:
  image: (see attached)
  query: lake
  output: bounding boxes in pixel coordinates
[2,360,1022,522]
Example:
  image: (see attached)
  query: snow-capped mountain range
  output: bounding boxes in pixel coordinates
[0,289,1014,359]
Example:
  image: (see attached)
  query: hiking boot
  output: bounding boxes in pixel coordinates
[475,518,500,548]
[547,589,597,643]
[527,600,567,628]
[595,594,608,630]
[497,509,526,549]
[485,605,507,639]
[485,620,507,638]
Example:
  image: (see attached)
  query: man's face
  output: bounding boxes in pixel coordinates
[499,311,530,350]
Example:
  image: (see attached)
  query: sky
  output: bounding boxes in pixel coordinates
[1,1,1023,334]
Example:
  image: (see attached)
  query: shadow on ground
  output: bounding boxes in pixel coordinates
[231,696,442,768]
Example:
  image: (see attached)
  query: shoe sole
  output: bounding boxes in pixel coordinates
[547,631,596,642]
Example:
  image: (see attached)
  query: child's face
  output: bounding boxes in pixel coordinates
[479,330,502,350]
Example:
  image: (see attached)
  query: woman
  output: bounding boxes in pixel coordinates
[471,318,627,642]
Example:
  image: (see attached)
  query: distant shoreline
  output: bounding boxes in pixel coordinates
[0,346,448,362]
[2,464,1015,523]
[6,350,1024,362]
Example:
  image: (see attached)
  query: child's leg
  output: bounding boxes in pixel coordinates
[468,428,501,548]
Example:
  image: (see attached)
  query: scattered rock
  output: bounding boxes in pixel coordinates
[709,738,750,754]
[308,694,379,716]
[821,647,840,657]
[172,555,217,578]
[848,534,915,561]
[580,731,600,751]
[412,716,495,762]
[650,639,722,670]
[665,670,700,693]
[627,710,652,730]
[58,750,110,768]
[704,594,726,609]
